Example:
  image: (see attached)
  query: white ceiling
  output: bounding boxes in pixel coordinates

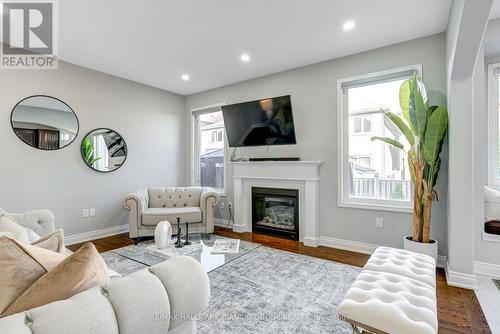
[58,0,452,95]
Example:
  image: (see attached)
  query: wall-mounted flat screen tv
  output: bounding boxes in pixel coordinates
[222,95,296,147]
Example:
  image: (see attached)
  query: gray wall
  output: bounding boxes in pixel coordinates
[0,61,186,236]
[186,34,448,255]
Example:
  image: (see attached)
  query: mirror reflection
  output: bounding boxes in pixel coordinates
[11,95,79,150]
[81,128,127,173]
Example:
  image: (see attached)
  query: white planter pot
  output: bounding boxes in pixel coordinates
[154,220,172,249]
[403,235,438,265]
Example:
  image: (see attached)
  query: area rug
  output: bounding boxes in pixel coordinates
[196,246,360,334]
[102,243,360,334]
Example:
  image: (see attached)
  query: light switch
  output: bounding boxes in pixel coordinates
[83,209,89,218]
[89,208,95,217]
[376,218,384,228]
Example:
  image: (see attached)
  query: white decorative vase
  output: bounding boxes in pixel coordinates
[403,235,438,264]
[155,220,172,249]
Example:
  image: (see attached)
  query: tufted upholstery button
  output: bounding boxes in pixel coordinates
[173,204,176,207]
[184,204,187,207]
[163,205,166,208]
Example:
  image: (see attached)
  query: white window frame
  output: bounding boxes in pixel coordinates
[488,63,500,189]
[337,65,421,212]
[191,103,227,196]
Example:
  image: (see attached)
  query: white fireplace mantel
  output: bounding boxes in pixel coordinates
[230,161,323,247]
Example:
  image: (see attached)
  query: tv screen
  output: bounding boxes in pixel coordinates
[222,95,297,147]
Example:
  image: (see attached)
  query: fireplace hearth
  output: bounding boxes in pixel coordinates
[252,187,299,240]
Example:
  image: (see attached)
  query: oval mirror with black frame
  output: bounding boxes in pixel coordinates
[81,128,127,173]
[11,95,79,150]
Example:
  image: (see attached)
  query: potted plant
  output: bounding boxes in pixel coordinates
[371,75,448,262]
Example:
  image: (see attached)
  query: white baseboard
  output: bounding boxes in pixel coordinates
[303,237,319,247]
[318,236,379,255]
[214,218,230,228]
[318,236,447,269]
[445,262,478,289]
[474,260,500,278]
[65,225,129,246]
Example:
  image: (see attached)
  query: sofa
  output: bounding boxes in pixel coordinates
[6,209,56,241]
[0,209,211,334]
[0,256,210,334]
[125,187,219,241]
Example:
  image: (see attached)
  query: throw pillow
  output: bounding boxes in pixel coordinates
[0,237,66,316]
[25,227,41,243]
[31,229,64,253]
[3,242,109,317]
[0,216,29,243]
[0,208,9,217]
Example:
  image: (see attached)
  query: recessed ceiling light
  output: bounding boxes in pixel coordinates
[343,20,355,31]
[240,53,251,63]
[181,74,190,81]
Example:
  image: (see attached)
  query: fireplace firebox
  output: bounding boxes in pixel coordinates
[251,187,299,240]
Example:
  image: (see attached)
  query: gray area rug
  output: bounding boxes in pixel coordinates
[102,243,360,334]
[197,246,360,334]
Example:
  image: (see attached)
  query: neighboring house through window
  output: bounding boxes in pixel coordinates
[192,105,226,194]
[338,65,421,211]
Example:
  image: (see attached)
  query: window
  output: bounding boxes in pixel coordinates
[192,106,226,194]
[488,63,500,188]
[338,66,420,211]
[352,116,372,134]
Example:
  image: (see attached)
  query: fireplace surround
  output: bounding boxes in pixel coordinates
[231,160,322,247]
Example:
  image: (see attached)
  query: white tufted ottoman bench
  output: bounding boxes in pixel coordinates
[338,247,437,334]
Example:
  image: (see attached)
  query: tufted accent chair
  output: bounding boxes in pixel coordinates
[124,187,219,241]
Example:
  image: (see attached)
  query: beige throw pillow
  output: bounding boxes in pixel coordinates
[0,216,29,243]
[3,242,109,317]
[31,229,64,253]
[0,237,66,316]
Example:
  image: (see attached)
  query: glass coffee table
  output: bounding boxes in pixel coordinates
[111,233,260,274]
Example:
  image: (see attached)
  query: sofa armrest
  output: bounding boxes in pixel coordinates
[200,188,220,233]
[150,256,210,331]
[8,210,56,237]
[0,257,209,334]
[124,189,149,238]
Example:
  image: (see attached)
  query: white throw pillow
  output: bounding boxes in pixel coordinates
[25,227,41,243]
[0,216,30,243]
[0,208,11,218]
[484,186,500,221]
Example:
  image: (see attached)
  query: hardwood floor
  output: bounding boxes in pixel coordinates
[70,227,491,334]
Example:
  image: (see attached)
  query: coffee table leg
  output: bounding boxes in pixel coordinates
[175,217,183,248]
[184,222,191,245]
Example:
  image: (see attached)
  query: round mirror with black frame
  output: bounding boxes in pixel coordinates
[81,128,127,173]
[11,95,79,150]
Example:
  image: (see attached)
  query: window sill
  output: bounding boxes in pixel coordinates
[482,232,500,243]
[338,201,413,214]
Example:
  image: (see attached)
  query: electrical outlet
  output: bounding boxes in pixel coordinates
[82,209,89,218]
[89,208,96,217]
[219,202,225,209]
[375,218,384,228]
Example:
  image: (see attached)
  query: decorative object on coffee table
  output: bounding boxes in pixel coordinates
[184,222,192,246]
[154,220,172,249]
[174,217,183,248]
